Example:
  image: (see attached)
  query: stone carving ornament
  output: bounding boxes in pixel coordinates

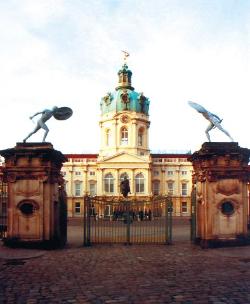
[138,92,147,113]
[103,92,113,106]
[121,90,130,110]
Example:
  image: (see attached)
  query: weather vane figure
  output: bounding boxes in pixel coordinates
[188,101,233,142]
[23,106,73,143]
[121,50,130,64]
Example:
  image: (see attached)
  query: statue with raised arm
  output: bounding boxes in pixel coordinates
[188,101,234,142]
[120,176,130,198]
[23,106,73,143]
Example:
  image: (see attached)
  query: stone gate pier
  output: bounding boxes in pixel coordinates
[0,142,67,248]
[190,142,250,248]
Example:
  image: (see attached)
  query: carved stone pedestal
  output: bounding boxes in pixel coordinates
[0,143,67,248]
[190,142,250,248]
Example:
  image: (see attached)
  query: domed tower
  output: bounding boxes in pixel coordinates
[99,62,150,158]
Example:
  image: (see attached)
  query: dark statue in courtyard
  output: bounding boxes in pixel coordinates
[120,176,130,198]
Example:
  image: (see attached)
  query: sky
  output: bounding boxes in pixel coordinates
[0,0,249,154]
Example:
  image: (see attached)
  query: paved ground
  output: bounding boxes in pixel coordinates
[1,219,250,304]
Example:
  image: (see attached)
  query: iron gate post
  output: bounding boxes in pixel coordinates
[190,185,197,242]
[83,195,91,246]
[167,196,173,244]
[165,197,168,244]
[125,200,131,245]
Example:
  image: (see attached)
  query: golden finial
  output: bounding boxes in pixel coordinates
[121,50,130,64]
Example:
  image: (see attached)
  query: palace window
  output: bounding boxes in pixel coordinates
[89,182,96,196]
[153,170,159,176]
[75,182,82,196]
[104,173,114,193]
[75,171,81,176]
[167,181,174,195]
[167,170,174,176]
[135,173,145,193]
[74,202,81,215]
[152,180,160,195]
[121,127,128,145]
[89,171,95,176]
[138,128,144,146]
[181,202,188,213]
[181,171,187,176]
[181,183,188,196]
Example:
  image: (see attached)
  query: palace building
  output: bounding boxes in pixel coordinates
[62,62,193,217]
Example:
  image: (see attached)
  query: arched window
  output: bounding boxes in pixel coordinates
[104,173,114,193]
[106,129,110,146]
[138,128,144,146]
[152,180,160,195]
[135,173,145,193]
[121,127,128,145]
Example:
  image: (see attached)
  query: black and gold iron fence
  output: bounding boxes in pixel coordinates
[83,196,172,246]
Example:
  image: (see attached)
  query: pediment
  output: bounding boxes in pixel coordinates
[101,152,148,164]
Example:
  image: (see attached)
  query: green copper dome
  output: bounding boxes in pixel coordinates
[100,64,150,115]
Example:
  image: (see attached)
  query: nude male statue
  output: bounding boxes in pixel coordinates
[23,106,58,143]
[188,101,234,142]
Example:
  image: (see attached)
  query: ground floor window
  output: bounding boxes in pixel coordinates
[181,202,187,213]
[74,202,81,215]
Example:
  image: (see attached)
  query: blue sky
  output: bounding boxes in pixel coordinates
[0,0,249,153]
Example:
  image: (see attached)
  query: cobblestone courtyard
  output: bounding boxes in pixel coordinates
[1,219,250,304]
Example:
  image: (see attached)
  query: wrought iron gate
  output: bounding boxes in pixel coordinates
[0,180,7,239]
[83,196,172,245]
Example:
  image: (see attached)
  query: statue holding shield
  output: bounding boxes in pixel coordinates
[23,106,73,142]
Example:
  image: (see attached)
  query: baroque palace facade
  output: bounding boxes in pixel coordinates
[62,62,193,217]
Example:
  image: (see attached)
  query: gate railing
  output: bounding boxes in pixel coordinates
[83,195,172,246]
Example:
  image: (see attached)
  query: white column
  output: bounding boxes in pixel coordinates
[83,169,88,195]
[113,119,118,151]
[116,169,120,196]
[97,168,103,196]
[131,169,135,195]
[147,168,152,196]
[161,168,165,194]
[132,121,137,148]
